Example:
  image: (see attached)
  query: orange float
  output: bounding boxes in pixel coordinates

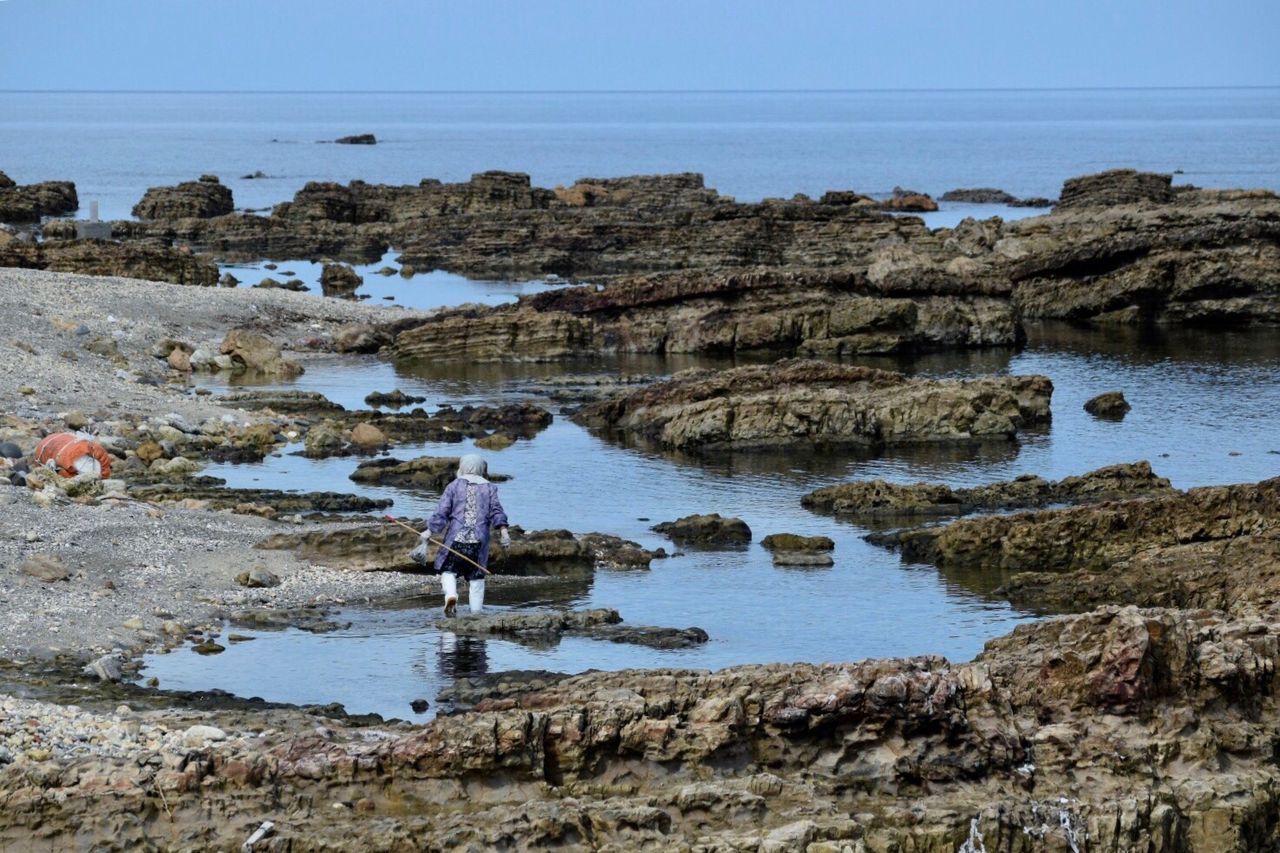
[34,432,112,479]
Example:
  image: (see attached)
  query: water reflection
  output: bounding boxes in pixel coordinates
[435,632,489,680]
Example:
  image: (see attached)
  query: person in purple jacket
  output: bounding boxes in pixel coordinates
[424,453,511,616]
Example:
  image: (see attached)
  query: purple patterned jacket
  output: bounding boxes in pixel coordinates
[427,478,509,572]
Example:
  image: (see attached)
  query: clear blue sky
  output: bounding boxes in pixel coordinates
[1,0,1276,91]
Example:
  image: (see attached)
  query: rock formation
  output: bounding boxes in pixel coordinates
[1084,390,1131,418]
[1055,167,1175,209]
[132,175,234,220]
[574,359,1052,451]
[334,133,377,145]
[0,172,78,223]
[435,608,709,649]
[348,455,509,491]
[652,513,752,545]
[9,604,1280,850]
[803,460,1172,519]
[319,262,362,298]
[0,239,218,286]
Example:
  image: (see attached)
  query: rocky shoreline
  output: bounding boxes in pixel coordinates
[1,161,1279,850]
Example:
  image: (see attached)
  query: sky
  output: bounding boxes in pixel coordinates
[0,0,1276,91]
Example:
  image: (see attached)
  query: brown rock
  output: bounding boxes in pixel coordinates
[349,422,387,448]
[219,328,304,377]
[1084,390,1131,419]
[132,175,233,220]
[20,554,70,582]
[653,513,751,546]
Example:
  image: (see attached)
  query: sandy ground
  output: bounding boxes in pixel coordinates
[0,268,439,665]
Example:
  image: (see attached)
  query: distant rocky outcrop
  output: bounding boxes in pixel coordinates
[132,175,234,220]
[1055,168,1174,209]
[574,359,1052,451]
[334,133,377,145]
[876,186,938,212]
[940,187,1054,207]
[804,461,1171,519]
[0,172,78,223]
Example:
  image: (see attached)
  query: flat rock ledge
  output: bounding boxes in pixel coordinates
[803,460,1173,520]
[574,358,1052,451]
[433,608,709,650]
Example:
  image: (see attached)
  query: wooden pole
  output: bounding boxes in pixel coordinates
[383,514,491,575]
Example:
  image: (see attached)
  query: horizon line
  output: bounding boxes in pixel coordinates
[1,85,1278,96]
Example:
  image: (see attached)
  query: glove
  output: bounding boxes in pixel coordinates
[499,528,511,548]
[420,529,431,542]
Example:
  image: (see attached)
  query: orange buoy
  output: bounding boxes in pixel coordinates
[35,432,112,479]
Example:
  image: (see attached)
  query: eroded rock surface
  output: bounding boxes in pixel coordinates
[804,461,1172,520]
[0,239,219,286]
[9,605,1280,851]
[435,608,709,649]
[132,175,234,220]
[575,359,1052,450]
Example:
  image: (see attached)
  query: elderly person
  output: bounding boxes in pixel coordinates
[425,454,510,616]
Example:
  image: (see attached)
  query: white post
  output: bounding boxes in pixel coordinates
[90,201,99,222]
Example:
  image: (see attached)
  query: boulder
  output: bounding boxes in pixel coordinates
[1084,390,1131,419]
[132,175,233,220]
[349,422,387,448]
[653,513,751,546]
[218,328,304,377]
[319,262,363,298]
[235,566,281,588]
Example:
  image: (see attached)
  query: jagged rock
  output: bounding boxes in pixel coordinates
[0,174,78,223]
[653,513,751,545]
[218,328,304,377]
[319,262,362,298]
[334,134,377,145]
[436,608,709,649]
[1056,168,1174,209]
[804,461,1172,519]
[1084,390,1131,418]
[132,175,233,220]
[576,359,1052,451]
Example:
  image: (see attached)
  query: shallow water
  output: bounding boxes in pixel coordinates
[145,315,1280,720]
[219,250,570,312]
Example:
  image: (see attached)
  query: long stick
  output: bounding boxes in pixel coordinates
[383,514,491,575]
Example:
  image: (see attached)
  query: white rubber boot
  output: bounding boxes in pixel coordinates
[469,578,486,614]
[441,572,458,617]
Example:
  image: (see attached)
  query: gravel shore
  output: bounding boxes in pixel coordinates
[0,269,437,665]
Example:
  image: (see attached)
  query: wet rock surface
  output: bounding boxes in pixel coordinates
[1084,389,1131,418]
[434,608,709,649]
[256,524,663,574]
[7,605,1280,850]
[805,460,1173,520]
[653,513,752,545]
[348,455,509,491]
[576,358,1053,451]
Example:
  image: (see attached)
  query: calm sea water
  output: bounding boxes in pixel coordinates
[11,89,1275,719]
[2,89,1279,224]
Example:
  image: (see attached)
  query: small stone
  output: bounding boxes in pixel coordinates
[122,617,145,630]
[18,385,34,395]
[83,654,124,682]
[160,621,185,636]
[63,410,89,430]
[26,748,52,762]
[192,640,226,655]
[235,566,280,588]
[410,698,430,713]
[475,433,514,451]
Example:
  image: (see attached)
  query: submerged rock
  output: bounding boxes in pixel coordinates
[436,608,709,649]
[653,513,752,546]
[364,389,427,408]
[576,359,1052,451]
[804,461,1172,519]
[759,533,834,552]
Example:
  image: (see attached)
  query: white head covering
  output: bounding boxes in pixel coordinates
[457,453,489,484]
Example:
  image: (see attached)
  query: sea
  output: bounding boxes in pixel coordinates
[3,89,1279,719]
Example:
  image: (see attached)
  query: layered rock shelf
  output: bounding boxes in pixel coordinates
[803,460,1173,519]
[573,359,1052,451]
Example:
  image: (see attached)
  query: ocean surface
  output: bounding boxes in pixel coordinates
[5,89,1277,719]
[2,88,1279,224]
